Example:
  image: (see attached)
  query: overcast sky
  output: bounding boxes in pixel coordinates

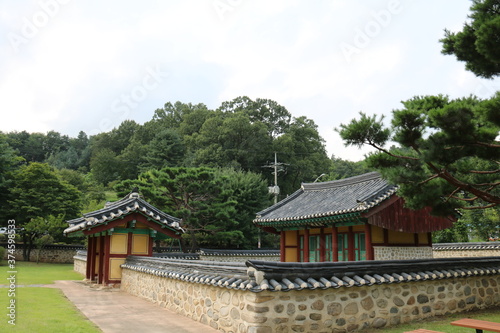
[1,0,499,161]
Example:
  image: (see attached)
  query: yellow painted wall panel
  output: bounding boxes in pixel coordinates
[388,229,414,244]
[285,230,297,246]
[135,222,149,229]
[353,225,364,232]
[110,233,128,254]
[371,225,384,243]
[285,248,298,262]
[109,258,126,280]
[418,233,428,244]
[132,234,149,254]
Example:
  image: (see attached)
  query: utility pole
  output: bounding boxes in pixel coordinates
[262,152,286,204]
[260,152,287,249]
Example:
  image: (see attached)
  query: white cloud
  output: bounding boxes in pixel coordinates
[0,0,498,160]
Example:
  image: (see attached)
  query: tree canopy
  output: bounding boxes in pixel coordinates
[338,0,500,216]
[115,167,272,250]
[441,0,500,78]
[7,162,82,260]
[337,94,499,215]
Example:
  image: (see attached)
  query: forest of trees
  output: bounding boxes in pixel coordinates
[0,96,369,256]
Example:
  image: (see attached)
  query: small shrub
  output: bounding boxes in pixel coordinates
[0,246,5,265]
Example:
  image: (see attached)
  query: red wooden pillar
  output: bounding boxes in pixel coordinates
[364,223,374,260]
[319,228,325,262]
[347,226,355,261]
[303,229,310,262]
[280,231,286,262]
[148,234,154,256]
[98,235,105,284]
[295,230,300,262]
[103,235,111,285]
[89,236,98,281]
[127,232,133,255]
[331,226,338,262]
[85,236,91,280]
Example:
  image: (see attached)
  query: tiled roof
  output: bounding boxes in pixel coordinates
[433,242,500,251]
[199,248,280,256]
[254,172,397,226]
[120,256,500,293]
[63,191,183,235]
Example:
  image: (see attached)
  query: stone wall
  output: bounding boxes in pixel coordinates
[73,250,86,276]
[433,242,500,258]
[120,256,500,332]
[374,246,433,260]
[1,243,84,263]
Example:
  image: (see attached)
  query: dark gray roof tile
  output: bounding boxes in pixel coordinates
[255,172,397,224]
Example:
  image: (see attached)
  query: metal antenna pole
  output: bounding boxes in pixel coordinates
[274,152,278,204]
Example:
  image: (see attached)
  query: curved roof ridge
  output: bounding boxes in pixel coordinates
[64,191,183,235]
[256,187,304,217]
[302,171,381,191]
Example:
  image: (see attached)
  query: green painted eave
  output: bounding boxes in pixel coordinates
[256,211,365,229]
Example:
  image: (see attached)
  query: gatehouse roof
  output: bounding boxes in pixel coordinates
[63,190,184,235]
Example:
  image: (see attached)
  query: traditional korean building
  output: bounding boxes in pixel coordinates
[254,172,455,262]
[64,189,184,285]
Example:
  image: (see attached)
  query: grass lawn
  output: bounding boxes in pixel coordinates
[0,261,101,332]
[5,261,84,285]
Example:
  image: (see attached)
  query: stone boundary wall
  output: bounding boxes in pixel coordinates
[73,250,87,275]
[374,246,433,260]
[1,243,84,263]
[120,256,500,332]
[199,254,281,263]
[199,249,280,263]
[433,242,500,258]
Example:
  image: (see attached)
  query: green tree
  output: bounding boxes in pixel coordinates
[432,218,469,243]
[327,155,371,180]
[192,112,272,172]
[153,101,210,130]
[337,94,500,216]
[441,0,500,78]
[89,148,121,185]
[459,206,500,241]
[47,131,90,171]
[273,116,331,195]
[142,129,186,170]
[56,168,106,206]
[6,131,45,162]
[0,134,23,222]
[43,130,70,158]
[218,96,292,137]
[214,168,272,248]
[115,167,237,252]
[8,163,81,260]
[25,214,67,263]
